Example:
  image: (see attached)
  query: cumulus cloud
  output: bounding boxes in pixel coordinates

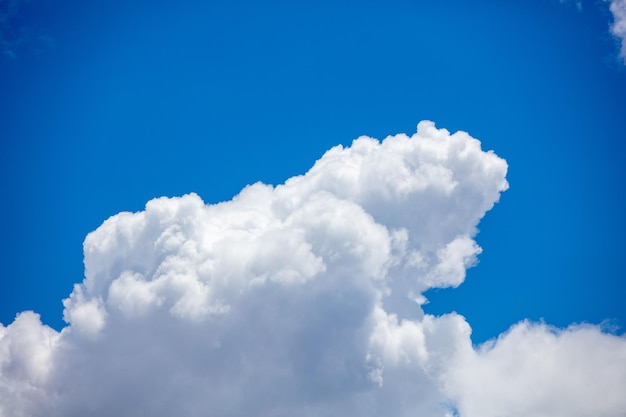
[608,0,626,63]
[444,321,626,417]
[1,121,625,417]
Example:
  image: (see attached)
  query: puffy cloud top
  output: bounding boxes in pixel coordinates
[1,122,625,417]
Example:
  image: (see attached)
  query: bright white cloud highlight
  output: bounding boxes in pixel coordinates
[444,321,626,417]
[1,121,625,417]
[609,0,626,63]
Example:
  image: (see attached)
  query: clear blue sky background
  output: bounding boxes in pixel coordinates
[1,0,625,344]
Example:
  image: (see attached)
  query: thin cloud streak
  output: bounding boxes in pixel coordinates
[609,0,626,63]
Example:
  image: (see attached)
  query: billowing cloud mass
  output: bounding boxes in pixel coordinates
[609,0,626,63]
[1,121,625,417]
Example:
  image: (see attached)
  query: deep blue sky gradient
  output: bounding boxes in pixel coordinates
[1,0,625,343]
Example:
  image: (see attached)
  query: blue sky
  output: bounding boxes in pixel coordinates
[1,1,626,415]
[3,0,624,343]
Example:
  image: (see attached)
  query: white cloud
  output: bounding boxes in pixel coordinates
[444,321,626,417]
[1,122,625,417]
[609,0,626,63]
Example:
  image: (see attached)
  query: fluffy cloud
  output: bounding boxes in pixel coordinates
[609,0,626,63]
[1,122,625,417]
[444,321,626,417]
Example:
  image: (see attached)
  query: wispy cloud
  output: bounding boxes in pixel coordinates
[0,0,27,59]
[0,0,51,60]
[608,0,626,63]
[559,0,583,12]
[0,122,624,416]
